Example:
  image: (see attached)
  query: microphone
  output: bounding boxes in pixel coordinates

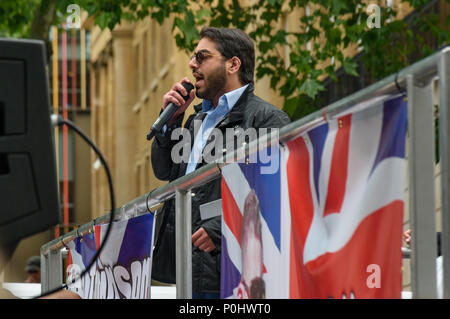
[146,82,195,141]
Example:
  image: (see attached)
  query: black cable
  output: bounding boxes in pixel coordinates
[35,116,115,298]
[394,72,407,97]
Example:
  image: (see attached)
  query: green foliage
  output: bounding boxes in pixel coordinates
[107,0,449,120]
[2,0,449,120]
[0,0,41,37]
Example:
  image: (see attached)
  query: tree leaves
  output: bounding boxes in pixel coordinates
[343,57,358,77]
[0,0,40,37]
[173,11,198,51]
[3,0,448,121]
[299,79,326,99]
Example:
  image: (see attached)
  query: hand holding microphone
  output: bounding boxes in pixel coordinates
[146,78,195,140]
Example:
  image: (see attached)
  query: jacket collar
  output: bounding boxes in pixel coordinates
[216,83,254,128]
[192,83,254,128]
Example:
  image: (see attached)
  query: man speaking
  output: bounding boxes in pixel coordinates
[150,27,290,298]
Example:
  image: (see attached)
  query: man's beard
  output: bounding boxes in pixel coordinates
[195,62,227,101]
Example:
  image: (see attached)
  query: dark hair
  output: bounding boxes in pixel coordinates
[200,27,255,84]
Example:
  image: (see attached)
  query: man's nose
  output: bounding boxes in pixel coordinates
[189,56,199,69]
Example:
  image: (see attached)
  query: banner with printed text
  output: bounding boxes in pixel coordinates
[221,94,406,298]
[66,213,155,299]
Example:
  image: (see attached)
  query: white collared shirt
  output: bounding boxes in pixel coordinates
[185,84,249,174]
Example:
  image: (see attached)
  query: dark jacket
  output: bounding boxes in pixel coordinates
[150,83,290,293]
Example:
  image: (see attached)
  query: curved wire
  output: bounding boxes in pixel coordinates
[36,117,115,298]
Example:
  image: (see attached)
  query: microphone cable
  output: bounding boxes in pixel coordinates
[35,115,116,298]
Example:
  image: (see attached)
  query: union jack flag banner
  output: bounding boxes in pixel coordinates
[220,94,407,299]
[66,213,155,299]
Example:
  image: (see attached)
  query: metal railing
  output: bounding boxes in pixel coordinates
[41,45,450,299]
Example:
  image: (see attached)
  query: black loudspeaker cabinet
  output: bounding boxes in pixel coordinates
[0,38,60,246]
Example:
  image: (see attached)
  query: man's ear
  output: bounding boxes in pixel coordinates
[227,56,241,75]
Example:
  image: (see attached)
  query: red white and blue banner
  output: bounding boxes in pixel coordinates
[66,213,155,299]
[221,94,407,298]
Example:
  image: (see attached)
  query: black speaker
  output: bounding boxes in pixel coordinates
[0,38,59,246]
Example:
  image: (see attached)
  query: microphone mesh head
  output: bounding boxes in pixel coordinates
[182,82,194,100]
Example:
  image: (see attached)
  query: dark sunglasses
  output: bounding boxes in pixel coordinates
[190,50,220,65]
